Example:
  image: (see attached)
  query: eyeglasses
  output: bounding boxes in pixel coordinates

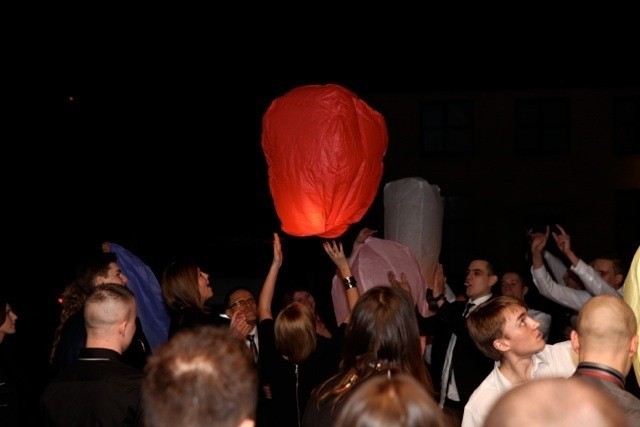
[229,297,256,309]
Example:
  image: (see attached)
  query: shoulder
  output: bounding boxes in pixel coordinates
[464,372,504,424]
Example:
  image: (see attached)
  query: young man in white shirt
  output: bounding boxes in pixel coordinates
[461,296,578,427]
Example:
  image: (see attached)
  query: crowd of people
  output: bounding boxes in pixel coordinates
[0,225,638,426]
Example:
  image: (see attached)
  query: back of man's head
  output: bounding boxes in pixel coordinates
[484,377,629,427]
[572,295,638,374]
[84,283,137,352]
[142,326,258,427]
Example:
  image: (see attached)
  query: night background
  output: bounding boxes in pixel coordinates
[5,34,640,422]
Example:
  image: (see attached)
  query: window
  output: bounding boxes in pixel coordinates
[421,100,473,153]
[614,97,640,154]
[516,98,569,153]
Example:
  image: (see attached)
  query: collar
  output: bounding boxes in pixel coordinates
[469,294,492,306]
[78,347,122,362]
[574,362,625,389]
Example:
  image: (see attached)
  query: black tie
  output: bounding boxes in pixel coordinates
[462,302,475,318]
[246,334,258,363]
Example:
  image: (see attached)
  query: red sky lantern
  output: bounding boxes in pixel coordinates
[262,84,388,238]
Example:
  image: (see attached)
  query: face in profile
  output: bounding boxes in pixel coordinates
[465,260,497,300]
[0,303,18,339]
[497,305,544,357]
[96,262,129,286]
[197,268,213,303]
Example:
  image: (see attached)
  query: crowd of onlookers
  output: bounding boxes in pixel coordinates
[1,225,639,426]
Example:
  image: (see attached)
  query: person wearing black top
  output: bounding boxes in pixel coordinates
[40,284,144,426]
[258,234,341,427]
[160,259,252,337]
[50,251,152,372]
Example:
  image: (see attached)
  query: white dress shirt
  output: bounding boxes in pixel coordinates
[462,340,577,427]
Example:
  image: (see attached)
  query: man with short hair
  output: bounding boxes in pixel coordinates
[225,286,260,362]
[571,295,640,424]
[40,284,143,426]
[224,286,271,426]
[52,251,151,371]
[500,271,552,341]
[462,295,577,427]
[419,257,499,424]
[142,325,258,427]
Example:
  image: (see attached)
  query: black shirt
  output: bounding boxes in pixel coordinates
[40,347,143,426]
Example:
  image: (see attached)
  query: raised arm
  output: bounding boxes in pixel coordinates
[258,233,283,322]
[324,240,360,323]
[351,227,377,256]
[553,224,621,297]
[530,228,590,311]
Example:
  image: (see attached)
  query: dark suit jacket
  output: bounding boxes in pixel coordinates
[40,348,143,426]
[418,298,495,405]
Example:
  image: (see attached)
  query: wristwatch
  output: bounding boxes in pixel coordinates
[431,293,446,303]
[427,292,446,310]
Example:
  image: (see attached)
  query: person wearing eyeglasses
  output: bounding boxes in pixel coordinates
[224,285,272,426]
[225,287,260,360]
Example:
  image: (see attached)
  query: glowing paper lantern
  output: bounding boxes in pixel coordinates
[261,84,388,238]
[331,237,429,324]
[623,245,640,385]
[384,177,443,297]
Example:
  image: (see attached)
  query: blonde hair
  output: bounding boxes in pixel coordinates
[275,302,317,363]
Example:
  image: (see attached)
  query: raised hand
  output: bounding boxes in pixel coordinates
[388,271,412,294]
[355,227,377,245]
[323,240,350,277]
[229,309,252,339]
[529,226,550,255]
[551,224,572,254]
[272,233,282,268]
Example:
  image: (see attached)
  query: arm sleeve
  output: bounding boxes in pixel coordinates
[571,259,621,298]
[530,265,591,311]
[543,250,568,285]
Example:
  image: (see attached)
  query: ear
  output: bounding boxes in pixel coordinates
[493,338,510,353]
[630,334,639,357]
[614,273,624,288]
[489,274,498,287]
[225,307,233,318]
[118,319,128,338]
[570,329,580,354]
[522,286,529,297]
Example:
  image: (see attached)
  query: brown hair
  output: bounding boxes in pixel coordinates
[314,286,433,412]
[466,296,527,361]
[275,302,317,363]
[335,374,452,427]
[161,259,207,311]
[142,326,258,427]
[50,252,120,365]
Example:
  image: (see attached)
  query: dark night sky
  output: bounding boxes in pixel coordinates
[13,67,640,290]
[9,29,640,308]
